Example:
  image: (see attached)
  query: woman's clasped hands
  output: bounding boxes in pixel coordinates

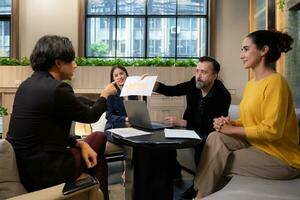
[213,116,232,133]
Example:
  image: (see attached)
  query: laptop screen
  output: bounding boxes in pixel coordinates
[124,100,153,129]
[124,100,173,130]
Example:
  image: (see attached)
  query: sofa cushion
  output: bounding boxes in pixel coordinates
[203,175,300,200]
[228,105,240,120]
[0,139,27,199]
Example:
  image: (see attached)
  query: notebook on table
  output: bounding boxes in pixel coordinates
[124,100,173,131]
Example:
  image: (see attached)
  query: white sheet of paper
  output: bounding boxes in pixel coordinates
[120,76,157,97]
[164,128,201,140]
[107,127,152,138]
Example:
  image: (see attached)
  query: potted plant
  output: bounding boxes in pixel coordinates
[0,106,8,138]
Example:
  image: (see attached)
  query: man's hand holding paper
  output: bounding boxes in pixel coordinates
[120,75,157,96]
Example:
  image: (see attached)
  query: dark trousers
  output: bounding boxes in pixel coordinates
[69,131,109,200]
[194,139,205,166]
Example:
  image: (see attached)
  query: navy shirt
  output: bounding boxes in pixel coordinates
[105,88,138,131]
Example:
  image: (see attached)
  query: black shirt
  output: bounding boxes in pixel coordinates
[7,71,107,191]
[156,77,231,138]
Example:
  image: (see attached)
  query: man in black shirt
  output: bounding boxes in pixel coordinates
[154,56,231,139]
[153,56,231,198]
[7,35,116,200]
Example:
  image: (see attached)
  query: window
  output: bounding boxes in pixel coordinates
[148,17,175,57]
[0,0,11,57]
[285,10,300,107]
[85,0,208,59]
[148,39,161,57]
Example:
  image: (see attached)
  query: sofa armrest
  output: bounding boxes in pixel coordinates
[8,183,103,200]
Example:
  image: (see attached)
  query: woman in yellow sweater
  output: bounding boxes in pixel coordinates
[192,30,300,199]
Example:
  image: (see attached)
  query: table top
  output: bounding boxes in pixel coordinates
[110,128,201,150]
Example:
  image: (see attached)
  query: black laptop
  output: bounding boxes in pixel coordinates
[124,100,173,130]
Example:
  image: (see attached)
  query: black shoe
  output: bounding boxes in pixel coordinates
[172,170,182,180]
[172,159,182,180]
[181,185,196,200]
[172,170,183,187]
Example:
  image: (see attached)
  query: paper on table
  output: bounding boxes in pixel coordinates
[107,127,152,138]
[164,128,201,140]
[120,76,157,97]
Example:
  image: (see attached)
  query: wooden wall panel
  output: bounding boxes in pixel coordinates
[0,66,32,87]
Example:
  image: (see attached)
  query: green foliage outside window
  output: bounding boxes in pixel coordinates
[0,50,9,57]
[90,42,109,57]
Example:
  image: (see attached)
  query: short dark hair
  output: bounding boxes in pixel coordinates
[110,65,129,83]
[30,35,75,71]
[247,30,293,67]
[199,56,220,74]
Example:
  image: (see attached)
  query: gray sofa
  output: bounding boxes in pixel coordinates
[203,175,300,200]
[177,105,300,200]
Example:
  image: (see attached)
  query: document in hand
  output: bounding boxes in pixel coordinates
[164,129,201,140]
[120,76,157,96]
[107,127,152,138]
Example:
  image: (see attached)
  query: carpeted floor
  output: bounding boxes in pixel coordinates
[108,161,124,200]
[108,161,193,200]
[109,183,125,200]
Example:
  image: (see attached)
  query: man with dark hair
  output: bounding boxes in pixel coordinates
[7,35,116,200]
[154,56,230,139]
[153,56,231,199]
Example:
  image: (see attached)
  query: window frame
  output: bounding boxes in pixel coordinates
[0,0,11,58]
[0,0,18,58]
[83,0,209,60]
[0,15,10,57]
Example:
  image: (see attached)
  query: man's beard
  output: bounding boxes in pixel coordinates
[196,80,205,89]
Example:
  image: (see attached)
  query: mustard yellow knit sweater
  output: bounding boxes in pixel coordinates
[234,73,300,169]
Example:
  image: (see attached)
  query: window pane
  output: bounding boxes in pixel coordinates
[0,21,10,57]
[177,17,206,57]
[86,17,116,57]
[87,0,116,15]
[178,0,207,15]
[148,18,175,57]
[0,0,11,15]
[85,0,208,59]
[148,0,176,15]
[286,10,300,107]
[118,0,145,15]
[117,18,145,57]
[255,0,266,30]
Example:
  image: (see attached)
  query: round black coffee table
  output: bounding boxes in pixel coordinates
[110,128,201,200]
